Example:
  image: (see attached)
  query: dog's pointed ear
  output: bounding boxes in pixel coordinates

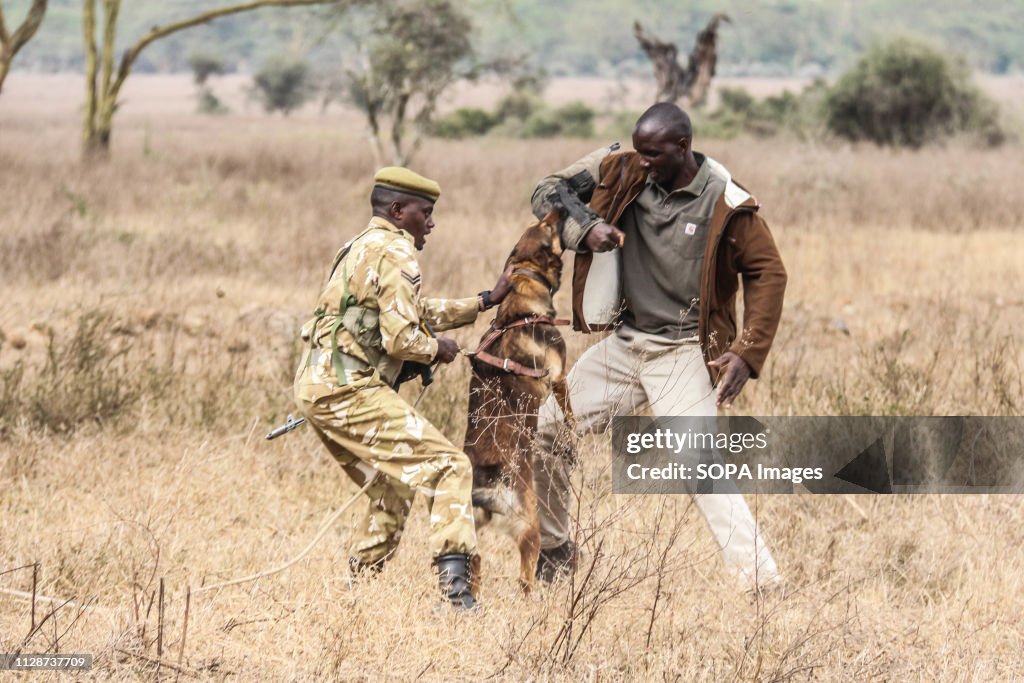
[550,224,563,257]
[540,209,564,257]
[541,206,562,228]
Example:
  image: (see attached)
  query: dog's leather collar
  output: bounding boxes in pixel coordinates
[512,267,554,292]
[469,315,569,379]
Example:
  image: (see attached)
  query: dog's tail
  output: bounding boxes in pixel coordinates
[471,487,519,517]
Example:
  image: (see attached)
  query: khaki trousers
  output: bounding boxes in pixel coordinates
[533,326,780,586]
[295,371,477,565]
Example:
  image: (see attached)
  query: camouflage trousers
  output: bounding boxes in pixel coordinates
[295,371,477,566]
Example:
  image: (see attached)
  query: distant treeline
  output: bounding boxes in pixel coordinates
[5,0,1023,76]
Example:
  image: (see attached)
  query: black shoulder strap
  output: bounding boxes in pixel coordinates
[326,224,385,283]
[327,244,352,283]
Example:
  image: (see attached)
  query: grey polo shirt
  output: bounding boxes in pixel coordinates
[619,153,726,339]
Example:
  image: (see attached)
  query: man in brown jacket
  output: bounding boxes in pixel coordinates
[530,102,787,589]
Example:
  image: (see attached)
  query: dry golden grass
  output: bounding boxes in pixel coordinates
[2,78,1024,680]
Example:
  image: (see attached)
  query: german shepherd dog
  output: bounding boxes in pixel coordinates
[463,209,570,593]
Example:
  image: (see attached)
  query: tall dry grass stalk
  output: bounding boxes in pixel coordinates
[2,92,1024,679]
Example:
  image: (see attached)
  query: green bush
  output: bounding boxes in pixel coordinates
[521,101,595,138]
[824,38,1004,148]
[197,88,229,115]
[252,57,311,115]
[428,96,595,140]
[597,110,638,140]
[694,82,828,140]
[188,51,225,86]
[719,88,756,115]
[553,101,596,137]
[519,111,561,138]
[0,311,157,435]
[0,309,276,438]
[494,91,539,122]
[430,107,497,138]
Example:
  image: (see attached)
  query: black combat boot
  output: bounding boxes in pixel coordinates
[536,540,576,583]
[433,553,476,610]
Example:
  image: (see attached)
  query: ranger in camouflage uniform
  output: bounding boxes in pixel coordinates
[294,167,511,609]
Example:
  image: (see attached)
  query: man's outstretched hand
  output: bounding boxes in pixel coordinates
[435,337,460,364]
[707,351,752,409]
[584,222,625,252]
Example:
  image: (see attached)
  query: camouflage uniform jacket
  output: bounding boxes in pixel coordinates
[297,216,479,398]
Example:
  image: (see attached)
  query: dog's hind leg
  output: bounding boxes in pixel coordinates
[472,487,517,516]
[472,463,511,528]
[473,505,494,529]
[512,469,541,594]
[552,378,576,430]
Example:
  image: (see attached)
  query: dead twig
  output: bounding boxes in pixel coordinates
[177,586,191,673]
[115,648,200,679]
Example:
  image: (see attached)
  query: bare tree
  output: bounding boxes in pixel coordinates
[633,13,731,108]
[81,0,352,159]
[0,0,47,94]
[335,0,490,167]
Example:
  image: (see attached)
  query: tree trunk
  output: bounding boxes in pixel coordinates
[82,0,100,157]
[684,13,730,108]
[634,13,730,108]
[363,96,385,168]
[83,126,111,160]
[0,0,49,95]
[79,0,351,159]
[0,49,12,93]
[390,92,409,166]
[633,21,685,103]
